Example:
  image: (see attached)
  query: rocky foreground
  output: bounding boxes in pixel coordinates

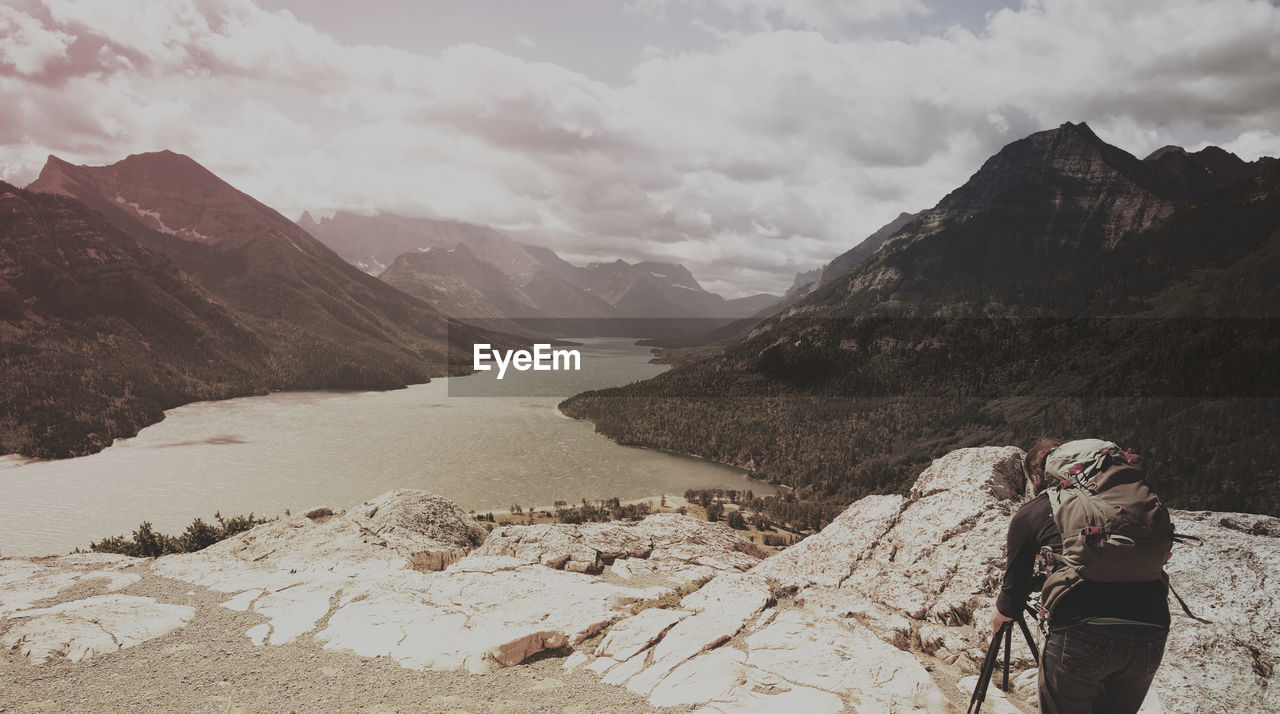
[2,447,1277,712]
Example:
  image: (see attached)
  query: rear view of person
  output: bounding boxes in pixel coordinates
[990,438,1173,714]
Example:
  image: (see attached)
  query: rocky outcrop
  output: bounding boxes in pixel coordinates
[158,490,489,582]
[3,457,1278,712]
[2,595,194,665]
[562,446,1280,712]
[469,513,767,574]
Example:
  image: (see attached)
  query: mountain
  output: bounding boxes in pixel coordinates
[799,122,1262,314]
[802,211,919,299]
[300,210,543,278]
[782,268,820,303]
[378,245,541,320]
[26,152,491,398]
[724,293,781,317]
[518,269,617,318]
[304,212,749,322]
[0,181,277,457]
[560,259,729,317]
[764,210,920,322]
[562,126,1279,519]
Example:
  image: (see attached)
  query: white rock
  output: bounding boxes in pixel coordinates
[626,574,771,695]
[251,582,337,644]
[601,650,650,686]
[154,489,489,588]
[752,494,906,589]
[218,589,263,612]
[956,674,1021,714]
[1146,510,1280,713]
[595,607,690,662]
[691,684,844,714]
[468,513,766,575]
[746,609,950,712]
[79,569,142,591]
[246,623,270,646]
[649,646,747,707]
[2,595,194,664]
[315,567,655,673]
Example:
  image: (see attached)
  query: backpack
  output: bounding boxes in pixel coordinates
[1037,438,1194,623]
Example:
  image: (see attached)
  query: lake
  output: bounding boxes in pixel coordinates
[0,339,771,556]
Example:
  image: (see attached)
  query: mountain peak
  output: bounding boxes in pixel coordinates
[1144,145,1187,161]
[27,154,89,197]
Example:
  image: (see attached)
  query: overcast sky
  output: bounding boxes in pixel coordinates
[2,0,1278,297]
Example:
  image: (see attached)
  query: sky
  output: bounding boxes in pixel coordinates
[1,0,1278,297]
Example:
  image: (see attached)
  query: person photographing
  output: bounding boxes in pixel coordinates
[991,438,1175,714]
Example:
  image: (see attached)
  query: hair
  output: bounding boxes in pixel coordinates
[1024,437,1068,494]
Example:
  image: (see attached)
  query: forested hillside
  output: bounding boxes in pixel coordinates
[563,149,1280,524]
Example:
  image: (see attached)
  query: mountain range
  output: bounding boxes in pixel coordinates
[3,152,500,457]
[301,210,778,323]
[562,122,1280,518]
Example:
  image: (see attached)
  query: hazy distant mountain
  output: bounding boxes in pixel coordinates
[808,211,918,296]
[563,124,1279,518]
[781,269,821,303]
[772,210,920,316]
[300,211,543,278]
[725,293,781,317]
[559,259,725,317]
[304,211,757,321]
[379,245,541,320]
[26,151,492,399]
[0,181,275,457]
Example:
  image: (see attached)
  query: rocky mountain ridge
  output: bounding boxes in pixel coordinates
[560,126,1280,517]
[3,447,1275,712]
[25,152,492,371]
[301,210,777,320]
[788,122,1268,316]
[0,181,277,457]
[5,152,518,458]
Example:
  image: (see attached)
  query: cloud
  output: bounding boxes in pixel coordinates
[0,4,74,76]
[627,0,929,34]
[1,0,1278,296]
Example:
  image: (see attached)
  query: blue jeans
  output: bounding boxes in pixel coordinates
[1040,621,1168,714]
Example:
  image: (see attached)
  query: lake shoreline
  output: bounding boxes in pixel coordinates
[0,339,775,557]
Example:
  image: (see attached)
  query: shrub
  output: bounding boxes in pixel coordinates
[89,511,273,556]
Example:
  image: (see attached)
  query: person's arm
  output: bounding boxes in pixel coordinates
[994,505,1039,620]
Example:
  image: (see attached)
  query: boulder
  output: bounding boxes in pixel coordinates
[466,513,766,574]
[567,445,1280,712]
[2,594,194,664]
[154,489,489,586]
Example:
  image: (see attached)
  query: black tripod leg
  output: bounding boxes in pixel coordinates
[1017,616,1040,666]
[1002,624,1012,691]
[968,622,1010,714]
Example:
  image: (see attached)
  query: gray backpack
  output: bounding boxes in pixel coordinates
[1037,439,1199,622]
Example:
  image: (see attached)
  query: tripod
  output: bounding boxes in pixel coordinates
[967,610,1041,714]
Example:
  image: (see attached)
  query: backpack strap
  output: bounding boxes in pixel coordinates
[1047,487,1065,519]
[1164,573,1212,624]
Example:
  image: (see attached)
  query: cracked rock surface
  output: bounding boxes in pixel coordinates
[4,452,1278,712]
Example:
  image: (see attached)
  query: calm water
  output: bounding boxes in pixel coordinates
[0,339,771,556]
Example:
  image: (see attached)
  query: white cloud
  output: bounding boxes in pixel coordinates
[627,0,929,33]
[1,0,1278,297]
[0,4,74,76]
